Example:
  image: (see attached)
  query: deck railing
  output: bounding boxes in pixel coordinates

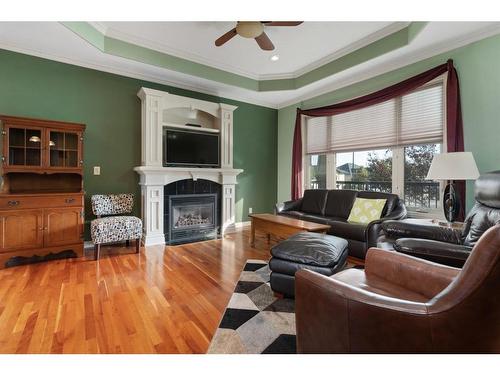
[332,180,440,209]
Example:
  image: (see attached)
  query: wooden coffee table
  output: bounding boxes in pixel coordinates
[249,213,330,247]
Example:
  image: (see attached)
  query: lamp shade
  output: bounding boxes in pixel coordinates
[426,152,480,181]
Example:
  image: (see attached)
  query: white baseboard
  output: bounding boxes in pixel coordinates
[224,221,251,234]
[143,233,166,247]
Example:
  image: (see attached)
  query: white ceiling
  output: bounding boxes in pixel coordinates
[0,22,499,108]
[96,21,399,79]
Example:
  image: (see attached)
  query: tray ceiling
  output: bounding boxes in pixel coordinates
[95,21,399,79]
[0,21,499,108]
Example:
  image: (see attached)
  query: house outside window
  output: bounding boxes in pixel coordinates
[304,79,445,216]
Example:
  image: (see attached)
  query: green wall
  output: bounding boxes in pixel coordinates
[0,49,277,236]
[277,33,500,211]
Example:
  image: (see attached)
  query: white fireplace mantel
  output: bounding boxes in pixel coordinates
[134,166,243,186]
[134,87,243,246]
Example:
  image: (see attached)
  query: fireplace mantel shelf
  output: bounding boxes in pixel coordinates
[134,166,244,186]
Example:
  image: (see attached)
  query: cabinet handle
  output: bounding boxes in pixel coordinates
[65,198,76,204]
[7,200,20,206]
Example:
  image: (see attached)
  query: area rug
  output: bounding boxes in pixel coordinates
[207,259,296,354]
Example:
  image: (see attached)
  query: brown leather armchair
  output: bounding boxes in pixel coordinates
[295,224,500,353]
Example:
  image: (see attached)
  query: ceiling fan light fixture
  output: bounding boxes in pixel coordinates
[215,21,303,50]
[236,21,264,38]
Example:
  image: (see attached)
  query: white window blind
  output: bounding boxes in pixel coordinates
[400,84,444,145]
[305,83,444,154]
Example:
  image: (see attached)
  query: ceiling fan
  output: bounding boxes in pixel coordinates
[214,21,303,51]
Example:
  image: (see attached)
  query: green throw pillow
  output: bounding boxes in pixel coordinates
[347,197,387,224]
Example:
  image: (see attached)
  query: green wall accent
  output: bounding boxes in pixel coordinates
[0,48,277,238]
[277,33,500,212]
[63,22,425,92]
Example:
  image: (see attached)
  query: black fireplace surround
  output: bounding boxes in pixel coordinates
[164,179,221,245]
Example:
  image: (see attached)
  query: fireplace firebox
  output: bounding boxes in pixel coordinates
[166,193,218,245]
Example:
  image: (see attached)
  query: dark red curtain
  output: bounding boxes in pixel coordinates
[445,61,466,220]
[291,59,465,219]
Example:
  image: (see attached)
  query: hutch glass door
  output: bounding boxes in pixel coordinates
[8,127,43,167]
[48,130,79,168]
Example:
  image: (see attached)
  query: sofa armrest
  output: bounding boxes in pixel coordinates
[275,198,302,214]
[365,248,460,298]
[394,238,472,267]
[381,219,463,244]
[365,202,407,247]
[295,269,429,353]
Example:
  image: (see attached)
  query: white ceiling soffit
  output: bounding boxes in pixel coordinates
[0,22,499,108]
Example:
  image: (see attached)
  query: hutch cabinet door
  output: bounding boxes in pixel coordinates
[0,209,44,252]
[2,124,45,170]
[44,208,83,247]
[46,129,83,170]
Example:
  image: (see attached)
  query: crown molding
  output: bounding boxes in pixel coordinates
[275,23,500,109]
[92,21,410,82]
[0,41,279,109]
[91,22,263,80]
[63,21,423,92]
[259,22,410,81]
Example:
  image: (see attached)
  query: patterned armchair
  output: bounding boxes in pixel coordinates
[90,194,143,260]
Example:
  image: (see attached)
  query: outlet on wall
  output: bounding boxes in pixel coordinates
[248,207,253,214]
[93,166,101,175]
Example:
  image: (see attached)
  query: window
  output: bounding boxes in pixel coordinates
[403,143,442,211]
[335,149,392,193]
[306,154,326,189]
[305,80,445,215]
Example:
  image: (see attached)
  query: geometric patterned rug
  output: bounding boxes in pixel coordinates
[207,259,296,354]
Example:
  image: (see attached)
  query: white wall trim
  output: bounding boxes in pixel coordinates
[223,221,251,234]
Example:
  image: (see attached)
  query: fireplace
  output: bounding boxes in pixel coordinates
[167,194,217,244]
[164,179,221,245]
[134,87,243,246]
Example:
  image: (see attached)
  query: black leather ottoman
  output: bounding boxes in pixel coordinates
[269,232,349,297]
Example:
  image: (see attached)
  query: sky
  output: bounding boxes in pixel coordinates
[310,149,391,167]
[335,149,391,167]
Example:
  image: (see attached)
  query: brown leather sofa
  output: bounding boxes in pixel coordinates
[295,224,500,353]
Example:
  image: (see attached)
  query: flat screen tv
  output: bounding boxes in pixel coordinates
[163,127,220,167]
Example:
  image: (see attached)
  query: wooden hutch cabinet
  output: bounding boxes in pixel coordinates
[0,115,85,268]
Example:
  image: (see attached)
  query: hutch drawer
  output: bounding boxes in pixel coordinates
[0,194,83,210]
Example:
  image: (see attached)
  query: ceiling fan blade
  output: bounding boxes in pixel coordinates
[215,28,237,46]
[262,21,303,26]
[255,32,275,51]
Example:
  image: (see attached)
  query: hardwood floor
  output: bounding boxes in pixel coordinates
[0,229,271,354]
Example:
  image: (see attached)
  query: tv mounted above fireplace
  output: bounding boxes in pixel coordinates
[163,127,220,168]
